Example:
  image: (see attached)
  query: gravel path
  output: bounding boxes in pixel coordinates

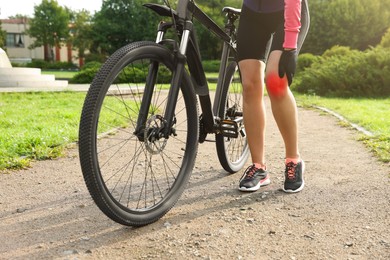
[1,98,389,259]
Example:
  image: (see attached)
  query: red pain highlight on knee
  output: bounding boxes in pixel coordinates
[266,73,287,97]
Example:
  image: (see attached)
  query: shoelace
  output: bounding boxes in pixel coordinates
[242,164,258,179]
[285,161,297,180]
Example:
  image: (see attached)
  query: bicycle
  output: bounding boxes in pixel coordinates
[78,0,248,226]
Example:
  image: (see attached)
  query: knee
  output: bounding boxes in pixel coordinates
[265,73,288,98]
[241,77,263,98]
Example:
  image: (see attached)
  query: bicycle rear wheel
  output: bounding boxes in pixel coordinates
[216,61,249,173]
[79,41,198,226]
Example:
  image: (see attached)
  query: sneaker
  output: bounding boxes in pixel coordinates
[283,160,305,193]
[239,164,270,192]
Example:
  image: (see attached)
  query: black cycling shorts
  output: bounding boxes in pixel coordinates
[236,1,310,62]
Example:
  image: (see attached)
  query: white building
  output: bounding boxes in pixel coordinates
[1,18,81,66]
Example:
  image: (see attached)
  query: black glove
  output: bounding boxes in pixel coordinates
[278,49,297,86]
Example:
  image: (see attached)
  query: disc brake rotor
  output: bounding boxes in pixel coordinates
[144,115,168,154]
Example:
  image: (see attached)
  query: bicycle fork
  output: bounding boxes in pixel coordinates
[161,23,191,138]
[134,21,192,141]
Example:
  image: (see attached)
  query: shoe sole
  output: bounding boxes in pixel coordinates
[283,180,305,193]
[238,176,271,192]
[283,160,305,193]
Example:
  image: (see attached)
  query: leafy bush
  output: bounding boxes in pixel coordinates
[115,66,172,84]
[69,68,98,84]
[379,27,390,49]
[157,66,172,84]
[70,59,226,84]
[70,62,173,84]
[81,61,102,70]
[26,60,78,70]
[322,46,359,59]
[295,47,390,97]
[69,61,102,84]
[297,53,322,73]
[84,53,107,63]
[49,61,78,70]
[115,67,144,84]
[202,60,220,72]
[26,59,47,69]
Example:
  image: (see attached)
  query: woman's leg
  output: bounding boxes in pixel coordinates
[264,0,309,160]
[239,59,267,168]
[265,50,300,160]
[265,50,305,193]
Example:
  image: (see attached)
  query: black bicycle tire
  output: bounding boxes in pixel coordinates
[215,61,249,173]
[79,41,199,226]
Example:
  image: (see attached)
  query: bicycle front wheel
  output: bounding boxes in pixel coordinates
[216,61,249,173]
[79,41,198,226]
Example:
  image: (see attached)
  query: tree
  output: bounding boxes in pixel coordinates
[89,0,160,56]
[68,10,93,66]
[0,20,6,49]
[26,0,70,61]
[194,0,242,59]
[87,0,241,59]
[302,0,390,54]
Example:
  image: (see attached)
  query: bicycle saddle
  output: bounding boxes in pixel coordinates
[222,7,241,15]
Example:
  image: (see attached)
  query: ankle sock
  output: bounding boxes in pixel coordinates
[253,163,266,170]
[285,158,300,164]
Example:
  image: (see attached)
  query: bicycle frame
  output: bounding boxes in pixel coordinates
[142,0,239,140]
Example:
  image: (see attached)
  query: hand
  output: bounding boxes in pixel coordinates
[278,49,297,86]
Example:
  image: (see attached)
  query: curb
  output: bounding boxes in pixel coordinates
[315,106,374,137]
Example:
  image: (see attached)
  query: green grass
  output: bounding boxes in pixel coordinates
[42,70,77,80]
[0,91,139,171]
[0,92,86,171]
[206,72,219,79]
[296,94,390,163]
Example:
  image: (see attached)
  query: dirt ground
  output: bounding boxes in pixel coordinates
[1,99,389,260]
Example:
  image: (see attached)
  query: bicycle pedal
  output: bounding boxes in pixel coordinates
[218,119,239,138]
